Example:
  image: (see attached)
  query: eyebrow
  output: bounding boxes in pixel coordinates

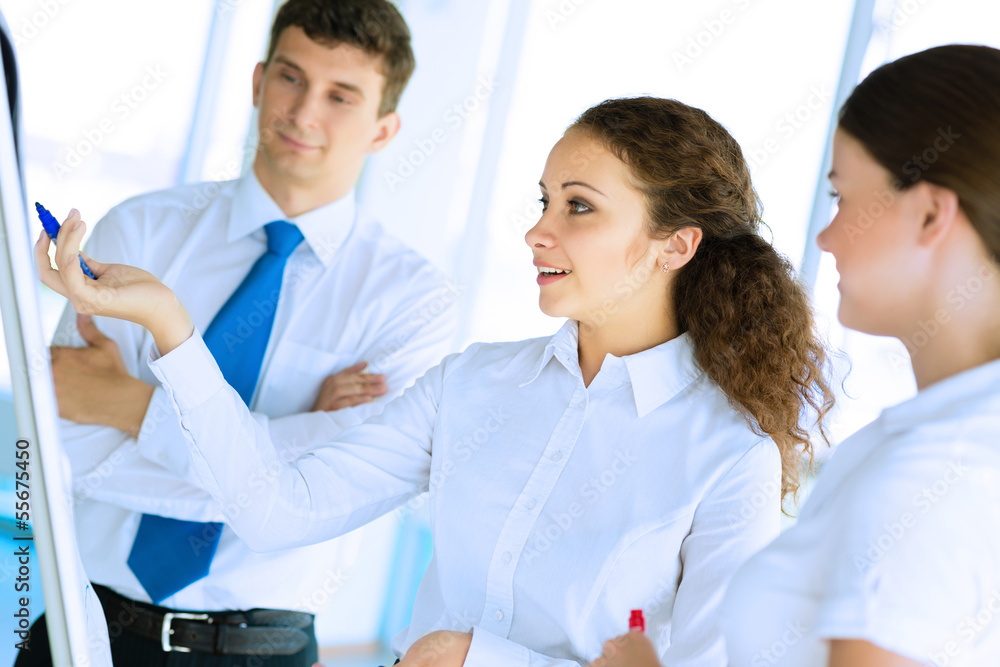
[538,180,607,197]
[272,55,366,98]
[827,169,837,180]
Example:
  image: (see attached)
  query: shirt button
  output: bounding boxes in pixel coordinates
[525,498,536,510]
[494,610,504,622]
[502,551,512,564]
[551,451,563,462]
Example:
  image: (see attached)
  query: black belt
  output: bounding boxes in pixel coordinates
[93,584,313,655]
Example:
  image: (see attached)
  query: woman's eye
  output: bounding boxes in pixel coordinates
[537,197,548,211]
[282,73,299,84]
[569,200,591,214]
[828,189,840,201]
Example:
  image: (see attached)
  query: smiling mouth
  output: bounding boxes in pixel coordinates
[278,133,318,151]
[536,267,571,285]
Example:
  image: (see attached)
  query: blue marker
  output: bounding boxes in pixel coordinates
[35,202,97,279]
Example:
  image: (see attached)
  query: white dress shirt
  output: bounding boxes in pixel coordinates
[54,173,458,611]
[149,318,781,665]
[722,358,1000,666]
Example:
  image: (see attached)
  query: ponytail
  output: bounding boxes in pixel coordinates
[674,232,834,506]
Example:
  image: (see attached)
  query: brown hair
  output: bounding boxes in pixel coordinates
[839,44,1000,263]
[571,97,835,506]
[265,0,415,117]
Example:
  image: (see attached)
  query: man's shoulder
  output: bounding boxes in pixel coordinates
[106,179,239,220]
[350,215,450,285]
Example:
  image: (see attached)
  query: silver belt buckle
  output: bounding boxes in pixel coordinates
[161,612,211,652]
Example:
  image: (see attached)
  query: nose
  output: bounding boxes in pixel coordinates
[524,208,554,250]
[288,88,322,130]
[815,219,833,252]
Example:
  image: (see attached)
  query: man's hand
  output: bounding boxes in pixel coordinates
[311,361,387,411]
[397,630,472,667]
[589,631,660,667]
[50,313,154,437]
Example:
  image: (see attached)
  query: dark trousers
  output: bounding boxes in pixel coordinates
[14,610,319,667]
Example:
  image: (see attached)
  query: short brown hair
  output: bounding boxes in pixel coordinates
[265,0,415,117]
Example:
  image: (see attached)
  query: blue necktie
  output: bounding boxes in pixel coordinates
[127,221,304,604]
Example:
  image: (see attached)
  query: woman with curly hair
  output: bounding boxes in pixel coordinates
[38,96,833,665]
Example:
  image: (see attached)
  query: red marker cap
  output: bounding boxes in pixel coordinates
[629,609,645,632]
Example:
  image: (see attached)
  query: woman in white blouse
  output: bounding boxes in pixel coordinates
[594,45,1000,667]
[37,97,834,666]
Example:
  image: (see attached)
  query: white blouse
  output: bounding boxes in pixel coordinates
[722,358,1000,666]
[150,319,781,666]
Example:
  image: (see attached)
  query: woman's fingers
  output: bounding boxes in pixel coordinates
[52,212,88,295]
[35,229,68,297]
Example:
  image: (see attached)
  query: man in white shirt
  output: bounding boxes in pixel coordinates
[15,1,457,666]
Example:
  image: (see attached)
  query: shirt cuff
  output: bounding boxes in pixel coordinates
[147,330,227,412]
[463,627,531,667]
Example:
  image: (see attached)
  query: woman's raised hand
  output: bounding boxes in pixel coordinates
[35,209,194,354]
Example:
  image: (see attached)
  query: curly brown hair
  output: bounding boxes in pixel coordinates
[571,97,835,506]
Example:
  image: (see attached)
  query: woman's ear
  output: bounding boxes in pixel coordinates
[661,227,704,271]
[916,182,960,248]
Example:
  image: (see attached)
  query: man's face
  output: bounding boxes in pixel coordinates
[252,26,398,197]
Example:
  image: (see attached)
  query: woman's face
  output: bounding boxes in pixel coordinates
[525,130,663,326]
[818,128,930,336]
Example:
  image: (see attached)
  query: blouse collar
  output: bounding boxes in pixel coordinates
[521,320,703,418]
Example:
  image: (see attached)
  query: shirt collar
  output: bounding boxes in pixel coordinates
[227,172,357,266]
[521,320,703,418]
[881,357,1000,435]
[520,320,582,386]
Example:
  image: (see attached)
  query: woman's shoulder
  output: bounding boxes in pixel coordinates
[439,333,557,380]
[780,417,1000,656]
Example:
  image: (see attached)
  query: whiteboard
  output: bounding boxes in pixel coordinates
[0,9,111,667]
